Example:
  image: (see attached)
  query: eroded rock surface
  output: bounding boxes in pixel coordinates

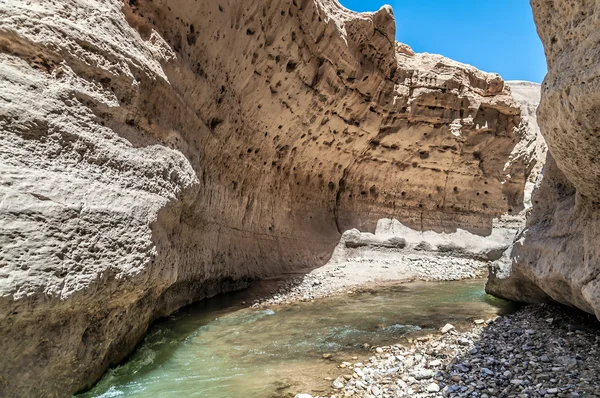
[487,0,600,319]
[1,0,532,395]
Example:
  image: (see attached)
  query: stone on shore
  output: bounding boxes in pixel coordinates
[441,323,455,334]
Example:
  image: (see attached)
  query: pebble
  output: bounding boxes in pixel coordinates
[426,383,440,392]
[481,367,494,376]
[412,369,434,380]
[441,323,455,334]
[455,364,470,373]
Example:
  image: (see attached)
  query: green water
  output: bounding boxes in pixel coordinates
[79,280,517,398]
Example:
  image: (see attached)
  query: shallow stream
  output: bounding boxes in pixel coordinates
[80,279,517,397]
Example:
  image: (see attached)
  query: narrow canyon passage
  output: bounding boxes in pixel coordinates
[79,217,600,398]
[2,0,600,397]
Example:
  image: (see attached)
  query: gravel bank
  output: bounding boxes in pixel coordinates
[295,304,600,398]
[252,254,488,307]
[247,219,519,307]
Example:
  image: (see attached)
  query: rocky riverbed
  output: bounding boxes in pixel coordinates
[294,304,600,398]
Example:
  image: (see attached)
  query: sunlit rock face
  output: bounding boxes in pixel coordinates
[0,0,530,395]
[488,0,600,320]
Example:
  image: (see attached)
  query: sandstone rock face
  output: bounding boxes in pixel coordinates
[487,0,600,319]
[504,81,547,209]
[0,0,530,396]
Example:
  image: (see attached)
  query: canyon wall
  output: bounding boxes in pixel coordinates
[0,0,531,396]
[488,0,600,319]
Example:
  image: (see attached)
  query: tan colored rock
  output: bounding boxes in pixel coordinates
[504,80,547,209]
[487,0,600,319]
[0,0,532,396]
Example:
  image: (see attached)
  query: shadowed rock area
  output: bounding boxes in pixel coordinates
[487,0,600,320]
[0,0,536,396]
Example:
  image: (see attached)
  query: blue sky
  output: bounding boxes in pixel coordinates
[338,0,547,82]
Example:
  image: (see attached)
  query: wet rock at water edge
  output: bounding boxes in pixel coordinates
[332,378,345,389]
[441,323,455,334]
